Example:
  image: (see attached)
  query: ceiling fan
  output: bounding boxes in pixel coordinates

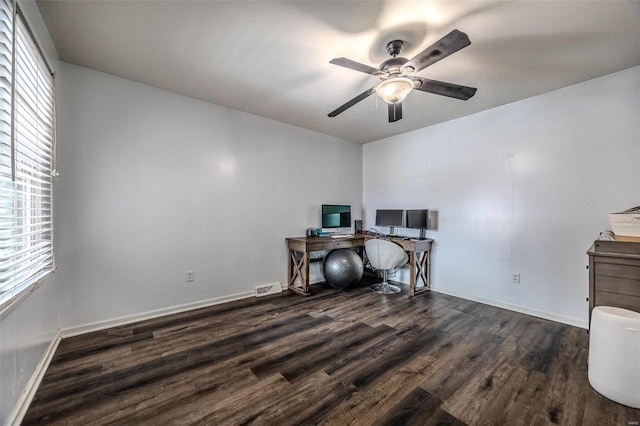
[328,29,477,123]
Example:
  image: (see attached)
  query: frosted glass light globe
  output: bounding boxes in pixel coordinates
[375,77,414,104]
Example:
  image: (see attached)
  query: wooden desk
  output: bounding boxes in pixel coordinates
[285,235,433,298]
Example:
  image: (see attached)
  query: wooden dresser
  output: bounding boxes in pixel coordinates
[587,240,640,325]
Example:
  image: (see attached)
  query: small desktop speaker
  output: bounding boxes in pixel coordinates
[354,220,363,233]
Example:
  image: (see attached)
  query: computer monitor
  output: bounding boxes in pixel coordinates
[406,209,428,229]
[406,209,429,239]
[321,204,351,229]
[375,209,405,235]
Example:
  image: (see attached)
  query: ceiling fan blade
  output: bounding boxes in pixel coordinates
[402,29,471,74]
[413,77,477,100]
[328,87,377,117]
[388,102,402,122]
[330,57,385,76]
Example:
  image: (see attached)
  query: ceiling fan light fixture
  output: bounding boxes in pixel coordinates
[401,64,415,74]
[376,77,414,104]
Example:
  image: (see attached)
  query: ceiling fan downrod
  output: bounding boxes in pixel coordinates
[386,40,404,57]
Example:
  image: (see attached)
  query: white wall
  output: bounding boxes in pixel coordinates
[364,66,640,328]
[0,282,61,423]
[52,62,362,330]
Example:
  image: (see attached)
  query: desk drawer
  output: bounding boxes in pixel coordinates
[304,240,358,251]
[323,240,358,250]
[288,236,364,253]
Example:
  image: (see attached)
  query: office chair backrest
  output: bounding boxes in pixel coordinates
[365,239,408,270]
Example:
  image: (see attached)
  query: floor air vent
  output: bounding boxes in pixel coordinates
[255,282,282,297]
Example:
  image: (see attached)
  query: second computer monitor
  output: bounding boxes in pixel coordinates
[375,209,405,235]
[406,209,429,230]
[406,209,429,239]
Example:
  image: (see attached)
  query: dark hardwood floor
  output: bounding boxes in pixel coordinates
[24,281,640,425]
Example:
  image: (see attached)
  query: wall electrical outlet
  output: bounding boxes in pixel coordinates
[512,272,520,283]
[186,270,195,282]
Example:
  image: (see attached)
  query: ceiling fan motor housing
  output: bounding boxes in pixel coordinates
[379,57,409,76]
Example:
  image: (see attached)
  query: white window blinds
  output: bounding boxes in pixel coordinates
[0,0,55,311]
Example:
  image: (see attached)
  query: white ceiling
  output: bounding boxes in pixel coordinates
[36,1,640,144]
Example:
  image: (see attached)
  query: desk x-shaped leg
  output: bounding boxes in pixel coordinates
[288,249,310,296]
[409,250,431,297]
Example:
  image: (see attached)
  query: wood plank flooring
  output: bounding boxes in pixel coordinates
[24,281,640,425]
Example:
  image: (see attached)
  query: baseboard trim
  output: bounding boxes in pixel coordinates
[7,329,62,426]
[61,291,255,338]
[431,287,588,330]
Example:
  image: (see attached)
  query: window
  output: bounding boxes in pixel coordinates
[0,0,55,312]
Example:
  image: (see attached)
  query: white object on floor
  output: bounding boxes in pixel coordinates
[588,306,640,409]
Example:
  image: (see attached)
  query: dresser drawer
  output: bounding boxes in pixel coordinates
[595,262,640,280]
[594,275,640,297]
[594,291,640,313]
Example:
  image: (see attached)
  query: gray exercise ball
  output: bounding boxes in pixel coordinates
[322,249,364,289]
